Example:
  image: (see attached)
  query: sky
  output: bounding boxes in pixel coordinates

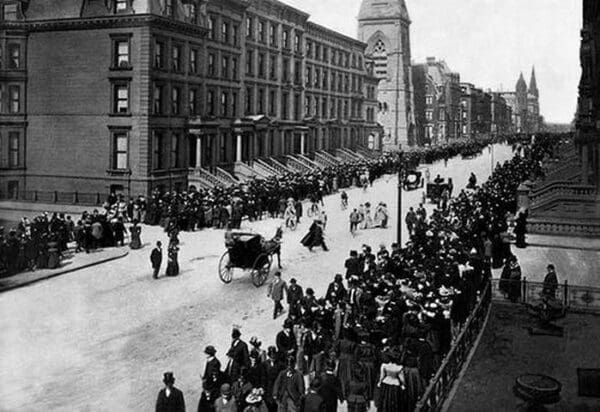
[284,0,582,124]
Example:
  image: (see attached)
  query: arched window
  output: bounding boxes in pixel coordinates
[372,39,388,79]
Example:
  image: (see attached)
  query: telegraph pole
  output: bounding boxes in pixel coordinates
[397,151,404,246]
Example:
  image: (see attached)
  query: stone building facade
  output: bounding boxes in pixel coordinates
[357,0,415,150]
[499,68,541,134]
[460,83,492,139]
[412,57,461,145]
[0,0,381,199]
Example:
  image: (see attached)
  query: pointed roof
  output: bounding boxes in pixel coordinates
[358,0,410,22]
[516,72,527,93]
[529,66,539,98]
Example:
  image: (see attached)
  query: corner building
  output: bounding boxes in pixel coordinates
[0,0,381,199]
[358,0,415,150]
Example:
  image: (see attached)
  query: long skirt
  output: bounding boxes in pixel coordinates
[404,367,424,410]
[337,355,354,400]
[377,383,406,412]
[358,360,377,400]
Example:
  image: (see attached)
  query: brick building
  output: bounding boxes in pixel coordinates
[0,0,381,199]
[412,57,461,145]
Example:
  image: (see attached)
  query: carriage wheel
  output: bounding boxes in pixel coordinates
[218,251,233,284]
[251,253,271,287]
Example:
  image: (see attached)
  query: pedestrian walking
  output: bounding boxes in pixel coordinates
[214,383,237,412]
[155,372,186,412]
[129,219,142,249]
[273,356,305,412]
[349,209,360,236]
[268,272,288,319]
[150,241,163,279]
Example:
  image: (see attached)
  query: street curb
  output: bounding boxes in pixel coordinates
[513,242,600,252]
[0,249,129,293]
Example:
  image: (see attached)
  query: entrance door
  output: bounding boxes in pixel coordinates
[7,181,19,199]
[188,135,198,168]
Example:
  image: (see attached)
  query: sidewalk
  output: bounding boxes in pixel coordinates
[523,234,600,251]
[0,247,129,293]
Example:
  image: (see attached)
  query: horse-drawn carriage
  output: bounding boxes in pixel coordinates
[403,170,424,191]
[426,182,450,203]
[218,229,282,287]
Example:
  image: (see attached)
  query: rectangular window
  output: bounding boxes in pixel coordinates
[246,17,253,39]
[171,86,180,115]
[246,50,254,75]
[153,84,163,114]
[165,0,173,16]
[219,133,227,162]
[208,53,215,76]
[258,53,265,78]
[3,4,18,21]
[258,88,265,114]
[269,90,276,116]
[207,90,215,116]
[153,131,163,169]
[294,33,301,53]
[426,110,433,121]
[425,96,433,105]
[170,133,179,168]
[306,41,312,58]
[208,16,216,40]
[282,58,289,82]
[232,92,238,117]
[221,92,228,116]
[246,87,253,114]
[112,83,128,114]
[154,41,164,68]
[172,44,181,72]
[190,49,198,74]
[189,88,198,115]
[222,56,229,79]
[294,60,301,85]
[113,132,128,170]
[439,110,445,121]
[258,21,266,43]
[232,24,239,46]
[9,132,19,167]
[232,57,238,80]
[314,69,320,88]
[305,66,311,87]
[322,97,327,117]
[270,24,277,46]
[221,21,229,44]
[281,92,289,120]
[115,0,128,12]
[282,29,289,49]
[270,55,277,80]
[113,39,129,68]
[305,96,311,117]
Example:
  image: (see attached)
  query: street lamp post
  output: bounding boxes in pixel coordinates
[397,151,404,246]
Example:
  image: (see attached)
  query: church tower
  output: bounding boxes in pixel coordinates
[358,0,415,150]
[529,66,539,98]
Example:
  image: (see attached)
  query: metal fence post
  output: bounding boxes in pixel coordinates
[564,280,568,309]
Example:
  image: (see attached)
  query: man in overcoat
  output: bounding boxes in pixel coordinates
[155,372,186,412]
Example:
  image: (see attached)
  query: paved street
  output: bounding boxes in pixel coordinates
[0,144,525,411]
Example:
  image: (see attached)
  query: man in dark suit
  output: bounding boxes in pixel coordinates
[203,345,222,399]
[276,320,297,363]
[155,372,185,412]
[268,271,288,319]
[301,378,325,412]
[344,251,360,280]
[225,328,250,382]
[318,362,342,412]
[273,356,305,412]
[150,241,163,279]
[264,346,283,412]
[325,274,346,306]
[287,278,304,318]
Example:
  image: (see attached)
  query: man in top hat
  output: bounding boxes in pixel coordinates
[287,278,304,319]
[150,241,163,279]
[276,319,297,363]
[214,383,237,412]
[273,356,305,412]
[225,328,250,383]
[325,274,346,307]
[155,372,186,412]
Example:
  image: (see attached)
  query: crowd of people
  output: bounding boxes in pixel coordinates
[154,134,560,412]
[0,139,499,279]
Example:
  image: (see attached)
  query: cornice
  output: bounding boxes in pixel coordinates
[21,14,208,36]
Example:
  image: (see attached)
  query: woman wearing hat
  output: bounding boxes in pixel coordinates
[243,389,268,412]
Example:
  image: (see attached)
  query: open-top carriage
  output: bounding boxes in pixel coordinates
[402,170,424,191]
[426,182,450,203]
[218,230,282,287]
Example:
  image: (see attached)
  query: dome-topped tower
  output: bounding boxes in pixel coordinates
[358,0,410,22]
[357,0,415,149]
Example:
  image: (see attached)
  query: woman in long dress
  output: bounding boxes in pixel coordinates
[165,244,180,277]
[377,350,407,412]
[335,328,357,401]
[129,220,142,249]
